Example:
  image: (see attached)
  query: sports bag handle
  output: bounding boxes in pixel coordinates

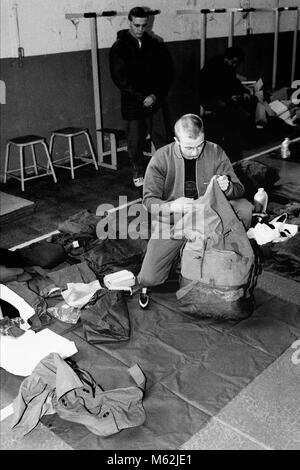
[269,213,288,228]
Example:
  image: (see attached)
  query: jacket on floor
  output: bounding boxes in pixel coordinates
[109,29,172,120]
[12,353,146,437]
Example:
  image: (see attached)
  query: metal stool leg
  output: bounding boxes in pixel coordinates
[19,146,25,192]
[47,134,55,170]
[30,144,38,175]
[84,131,98,170]
[110,133,117,169]
[41,141,57,183]
[4,143,11,184]
[49,134,55,156]
[68,136,75,179]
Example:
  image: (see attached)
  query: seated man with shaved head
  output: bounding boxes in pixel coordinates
[137,114,252,307]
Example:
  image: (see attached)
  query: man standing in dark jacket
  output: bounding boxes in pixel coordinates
[109,6,173,187]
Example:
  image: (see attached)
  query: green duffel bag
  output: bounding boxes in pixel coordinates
[177,177,261,320]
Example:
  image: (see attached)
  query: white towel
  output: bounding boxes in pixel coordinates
[104,270,135,289]
[0,328,77,376]
[62,280,101,308]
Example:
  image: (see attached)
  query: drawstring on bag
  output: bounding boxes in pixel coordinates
[198,237,209,278]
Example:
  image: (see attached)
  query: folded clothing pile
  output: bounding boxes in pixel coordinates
[104,270,135,290]
[260,232,300,282]
[52,210,147,277]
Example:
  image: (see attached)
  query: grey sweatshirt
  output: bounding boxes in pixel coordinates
[143,141,245,217]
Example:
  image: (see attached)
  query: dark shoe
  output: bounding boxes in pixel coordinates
[256,120,267,129]
[139,288,149,309]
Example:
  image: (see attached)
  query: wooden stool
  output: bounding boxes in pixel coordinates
[49,127,98,179]
[97,127,155,170]
[4,135,57,192]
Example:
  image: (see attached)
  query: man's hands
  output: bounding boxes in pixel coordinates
[231,92,251,103]
[168,178,230,213]
[243,91,251,102]
[216,175,230,192]
[143,94,157,108]
[169,197,194,213]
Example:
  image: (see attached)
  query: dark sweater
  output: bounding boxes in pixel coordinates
[109,30,172,120]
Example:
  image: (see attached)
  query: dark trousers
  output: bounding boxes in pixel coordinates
[127,106,171,177]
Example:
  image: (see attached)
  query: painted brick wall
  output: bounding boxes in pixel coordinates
[0,0,299,174]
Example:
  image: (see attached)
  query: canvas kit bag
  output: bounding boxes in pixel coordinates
[177,176,261,320]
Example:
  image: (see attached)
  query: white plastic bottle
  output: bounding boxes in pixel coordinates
[281,137,291,159]
[254,188,268,213]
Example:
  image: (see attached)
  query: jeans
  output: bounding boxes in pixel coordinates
[127,106,171,178]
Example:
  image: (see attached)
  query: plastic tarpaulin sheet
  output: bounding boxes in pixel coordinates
[39,288,300,450]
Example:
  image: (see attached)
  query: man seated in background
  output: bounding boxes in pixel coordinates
[137,114,253,307]
[199,46,258,159]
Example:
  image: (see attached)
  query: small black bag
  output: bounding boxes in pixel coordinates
[16,241,66,269]
[81,289,130,344]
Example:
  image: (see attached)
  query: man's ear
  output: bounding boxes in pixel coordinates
[174,136,179,144]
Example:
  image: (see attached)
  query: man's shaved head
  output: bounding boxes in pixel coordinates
[174,114,204,140]
[174,114,205,159]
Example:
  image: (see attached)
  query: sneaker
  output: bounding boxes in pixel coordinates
[133,176,144,188]
[139,287,149,309]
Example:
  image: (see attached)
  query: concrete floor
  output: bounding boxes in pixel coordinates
[181,342,300,450]
[0,154,142,249]
[1,141,300,451]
